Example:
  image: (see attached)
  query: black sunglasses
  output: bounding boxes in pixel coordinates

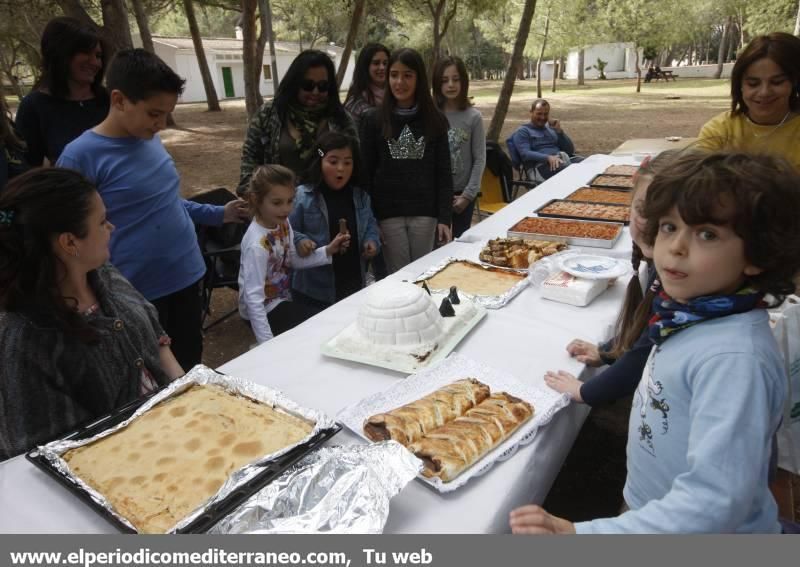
[300,79,330,93]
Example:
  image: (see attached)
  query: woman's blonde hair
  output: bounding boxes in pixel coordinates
[244,165,296,216]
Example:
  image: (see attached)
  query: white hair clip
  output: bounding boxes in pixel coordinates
[317,148,325,157]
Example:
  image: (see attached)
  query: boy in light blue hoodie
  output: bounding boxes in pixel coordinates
[511,152,800,534]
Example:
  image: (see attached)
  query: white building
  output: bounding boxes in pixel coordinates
[565,42,734,80]
[136,35,355,104]
[565,42,643,80]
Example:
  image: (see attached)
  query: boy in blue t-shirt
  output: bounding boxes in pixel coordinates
[58,49,248,370]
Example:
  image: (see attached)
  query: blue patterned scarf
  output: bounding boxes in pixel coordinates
[648,280,765,345]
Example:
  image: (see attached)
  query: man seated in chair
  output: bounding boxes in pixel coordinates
[510,98,582,181]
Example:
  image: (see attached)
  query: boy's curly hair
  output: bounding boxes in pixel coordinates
[642,151,800,302]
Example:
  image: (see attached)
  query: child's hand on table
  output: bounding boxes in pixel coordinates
[510,505,575,534]
[544,370,583,402]
[566,339,604,366]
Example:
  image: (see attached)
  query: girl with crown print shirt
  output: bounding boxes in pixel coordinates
[359,48,453,274]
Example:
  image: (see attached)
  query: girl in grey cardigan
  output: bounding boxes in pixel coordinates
[433,56,486,238]
[0,169,183,461]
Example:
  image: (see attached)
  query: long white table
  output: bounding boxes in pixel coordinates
[0,154,638,533]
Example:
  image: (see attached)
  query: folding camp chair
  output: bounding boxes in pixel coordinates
[505,134,546,192]
[475,141,533,219]
[188,188,247,330]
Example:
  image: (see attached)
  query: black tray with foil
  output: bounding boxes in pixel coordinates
[26,383,341,534]
[587,173,636,190]
[534,198,631,225]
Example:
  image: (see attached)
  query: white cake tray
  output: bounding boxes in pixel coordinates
[321,303,487,375]
[337,353,571,493]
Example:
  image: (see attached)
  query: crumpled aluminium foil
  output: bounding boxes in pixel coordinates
[31,364,338,533]
[414,257,529,309]
[209,441,422,534]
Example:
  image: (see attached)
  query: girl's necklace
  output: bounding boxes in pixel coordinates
[747,110,792,138]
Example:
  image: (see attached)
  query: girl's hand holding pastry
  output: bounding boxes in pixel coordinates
[326,232,351,256]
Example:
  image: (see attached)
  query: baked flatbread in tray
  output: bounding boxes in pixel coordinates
[26,366,340,533]
[587,173,636,190]
[338,353,570,492]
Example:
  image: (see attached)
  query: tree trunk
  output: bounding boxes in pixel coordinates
[183,0,221,111]
[0,43,26,99]
[130,0,154,53]
[336,0,365,88]
[100,0,134,52]
[56,0,132,63]
[536,5,550,99]
[727,23,738,61]
[714,16,732,79]
[241,0,260,117]
[259,0,279,96]
[577,48,584,86]
[486,0,538,142]
[634,43,641,93]
[551,57,558,92]
[795,0,800,37]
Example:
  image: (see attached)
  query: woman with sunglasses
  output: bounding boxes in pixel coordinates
[237,50,357,194]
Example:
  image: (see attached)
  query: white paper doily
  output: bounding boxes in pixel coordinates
[337,353,570,493]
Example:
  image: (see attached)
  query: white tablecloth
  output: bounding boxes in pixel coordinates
[0,154,638,534]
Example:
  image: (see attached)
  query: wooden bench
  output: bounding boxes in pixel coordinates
[653,69,677,82]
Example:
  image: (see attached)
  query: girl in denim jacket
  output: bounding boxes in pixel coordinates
[290,132,380,308]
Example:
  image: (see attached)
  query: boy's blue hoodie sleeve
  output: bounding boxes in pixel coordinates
[182,200,224,226]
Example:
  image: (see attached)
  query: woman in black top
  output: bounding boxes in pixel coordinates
[360,48,453,274]
[14,17,109,165]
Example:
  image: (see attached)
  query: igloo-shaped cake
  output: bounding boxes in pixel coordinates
[356,281,444,346]
[324,279,482,372]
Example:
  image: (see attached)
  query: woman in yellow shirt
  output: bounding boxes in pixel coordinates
[697,32,800,170]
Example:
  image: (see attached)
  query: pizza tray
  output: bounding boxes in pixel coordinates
[337,353,570,493]
[26,366,341,534]
[587,173,636,190]
[565,187,633,206]
[507,217,624,249]
[413,257,530,309]
[534,198,631,225]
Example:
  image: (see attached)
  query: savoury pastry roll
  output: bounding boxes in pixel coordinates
[409,392,534,482]
[363,378,490,445]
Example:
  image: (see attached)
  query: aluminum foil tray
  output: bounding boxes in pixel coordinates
[507,217,624,249]
[587,173,635,190]
[533,198,631,225]
[337,353,570,493]
[26,365,340,533]
[413,257,530,309]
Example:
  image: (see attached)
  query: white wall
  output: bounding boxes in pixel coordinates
[661,63,734,79]
[566,42,642,80]
[168,48,355,103]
